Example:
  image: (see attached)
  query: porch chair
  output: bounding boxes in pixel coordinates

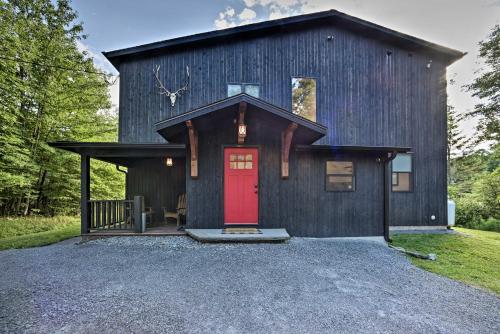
[163,193,187,227]
[140,197,155,224]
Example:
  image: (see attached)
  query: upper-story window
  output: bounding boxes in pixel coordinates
[292,77,316,122]
[228,83,260,98]
[392,153,413,192]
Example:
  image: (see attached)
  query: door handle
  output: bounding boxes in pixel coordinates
[254,184,258,193]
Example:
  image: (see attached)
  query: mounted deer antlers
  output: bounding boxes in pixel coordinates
[153,65,190,107]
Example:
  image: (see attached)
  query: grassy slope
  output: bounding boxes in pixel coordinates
[391,228,500,294]
[0,216,80,250]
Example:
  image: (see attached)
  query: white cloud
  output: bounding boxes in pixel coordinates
[214,18,237,29]
[214,6,239,29]
[239,8,257,21]
[244,0,257,7]
[225,7,235,17]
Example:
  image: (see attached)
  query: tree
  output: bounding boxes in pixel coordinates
[467,25,500,144]
[447,105,469,183]
[0,0,124,216]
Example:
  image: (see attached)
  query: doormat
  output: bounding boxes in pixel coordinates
[222,228,262,234]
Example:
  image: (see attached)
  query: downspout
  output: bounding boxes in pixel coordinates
[116,165,129,201]
[383,151,398,243]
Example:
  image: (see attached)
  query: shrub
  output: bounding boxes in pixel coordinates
[473,167,500,218]
[454,196,485,228]
[478,217,500,232]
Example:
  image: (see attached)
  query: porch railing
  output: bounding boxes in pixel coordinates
[89,199,135,230]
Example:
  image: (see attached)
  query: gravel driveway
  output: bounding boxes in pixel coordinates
[1,237,499,334]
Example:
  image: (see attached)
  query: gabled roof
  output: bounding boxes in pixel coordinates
[103,9,465,68]
[48,142,185,166]
[154,93,327,144]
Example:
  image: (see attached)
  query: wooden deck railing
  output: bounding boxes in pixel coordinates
[89,200,135,230]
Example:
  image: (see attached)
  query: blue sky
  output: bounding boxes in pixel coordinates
[72,0,500,138]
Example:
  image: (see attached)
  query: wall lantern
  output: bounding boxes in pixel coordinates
[165,157,173,167]
[238,124,247,137]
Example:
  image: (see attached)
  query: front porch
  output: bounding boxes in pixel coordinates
[49,142,187,237]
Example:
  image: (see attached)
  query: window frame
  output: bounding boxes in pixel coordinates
[325,160,356,192]
[227,82,260,98]
[291,76,318,122]
[391,153,414,193]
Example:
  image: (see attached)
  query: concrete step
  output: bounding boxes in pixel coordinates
[185,228,290,242]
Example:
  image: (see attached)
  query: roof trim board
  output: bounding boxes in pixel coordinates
[103,9,465,67]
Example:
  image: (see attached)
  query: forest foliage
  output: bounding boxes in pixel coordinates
[0,0,124,216]
[448,25,500,232]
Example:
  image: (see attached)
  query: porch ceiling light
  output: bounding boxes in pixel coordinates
[238,124,247,137]
[165,157,173,167]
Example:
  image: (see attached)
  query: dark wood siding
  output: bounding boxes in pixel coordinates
[126,158,186,223]
[185,116,384,237]
[119,22,448,228]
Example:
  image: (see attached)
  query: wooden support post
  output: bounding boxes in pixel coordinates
[281,122,298,179]
[237,101,247,144]
[134,195,144,233]
[186,120,198,178]
[81,154,90,235]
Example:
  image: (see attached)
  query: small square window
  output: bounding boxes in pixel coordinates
[244,85,259,98]
[227,83,259,98]
[245,161,253,169]
[237,161,245,169]
[228,84,242,97]
[326,161,354,192]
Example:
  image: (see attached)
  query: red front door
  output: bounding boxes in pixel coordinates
[224,148,259,225]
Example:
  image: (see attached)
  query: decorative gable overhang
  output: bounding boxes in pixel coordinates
[154,94,327,179]
[154,93,327,144]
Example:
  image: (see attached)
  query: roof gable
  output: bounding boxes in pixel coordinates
[155,94,327,144]
[103,9,464,68]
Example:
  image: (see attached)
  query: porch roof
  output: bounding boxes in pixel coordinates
[48,142,186,166]
[295,145,411,153]
[154,93,327,144]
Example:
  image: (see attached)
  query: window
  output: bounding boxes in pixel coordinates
[392,153,412,192]
[326,161,354,191]
[229,153,253,169]
[292,77,316,122]
[227,83,259,98]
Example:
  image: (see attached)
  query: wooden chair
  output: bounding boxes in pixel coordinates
[163,194,187,227]
[141,197,155,224]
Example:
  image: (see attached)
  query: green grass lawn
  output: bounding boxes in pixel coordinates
[0,216,80,250]
[391,228,500,294]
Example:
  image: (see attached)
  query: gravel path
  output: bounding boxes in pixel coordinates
[0,237,498,334]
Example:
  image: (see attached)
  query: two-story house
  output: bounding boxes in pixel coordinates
[51,9,464,241]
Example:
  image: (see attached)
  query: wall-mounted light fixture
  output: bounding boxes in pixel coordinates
[426,60,433,69]
[165,157,173,167]
[238,124,247,137]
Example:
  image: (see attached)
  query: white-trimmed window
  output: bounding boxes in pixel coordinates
[392,153,413,192]
[227,83,259,98]
[292,77,317,122]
